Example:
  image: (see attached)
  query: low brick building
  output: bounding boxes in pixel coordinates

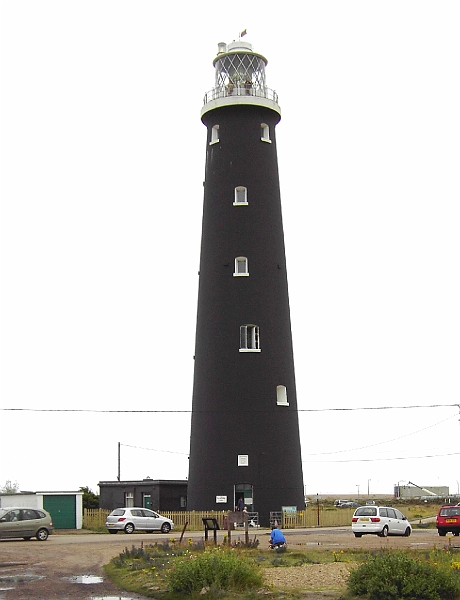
[98,479,187,511]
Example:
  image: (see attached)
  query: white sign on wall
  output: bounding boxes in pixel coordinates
[237,455,249,466]
[216,496,227,503]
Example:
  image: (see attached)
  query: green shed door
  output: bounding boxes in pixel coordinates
[43,495,76,529]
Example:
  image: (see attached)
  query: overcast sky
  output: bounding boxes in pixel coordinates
[1,0,459,500]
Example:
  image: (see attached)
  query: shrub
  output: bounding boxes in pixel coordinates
[347,551,460,600]
[165,547,263,593]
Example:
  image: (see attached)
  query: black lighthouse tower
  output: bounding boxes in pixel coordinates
[187,39,304,526]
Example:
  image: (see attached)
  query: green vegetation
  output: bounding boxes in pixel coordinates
[79,486,99,509]
[166,546,263,593]
[347,550,460,600]
[104,541,460,599]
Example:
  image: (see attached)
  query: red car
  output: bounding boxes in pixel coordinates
[436,504,460,536]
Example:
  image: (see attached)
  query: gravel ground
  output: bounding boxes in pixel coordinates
[262,561,352,593]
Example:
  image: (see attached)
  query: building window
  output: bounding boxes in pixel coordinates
[125,492,134,507]
[234,256,249,276]
[239,325,260,352]
[234,186,248,205]
[276,385,289,406]
[180,496,187,508]
[261,123,271,142]
[210,125,219,144]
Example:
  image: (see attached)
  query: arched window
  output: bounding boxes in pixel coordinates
[234,186,248,205]
[239,325,260,352]
[261,123,271,142]
[210,125,219,144]
[276,385,289,406]
[234,256,249,276]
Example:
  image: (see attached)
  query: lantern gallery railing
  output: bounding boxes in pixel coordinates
[203,85,279,106]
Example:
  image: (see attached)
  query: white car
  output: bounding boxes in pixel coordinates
[105,507,174,534]
[352,505,412,538]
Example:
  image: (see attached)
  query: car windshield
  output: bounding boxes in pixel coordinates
[354,507,377,517]
[440,507,460,517]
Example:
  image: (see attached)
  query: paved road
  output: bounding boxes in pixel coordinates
[0,528,456,599]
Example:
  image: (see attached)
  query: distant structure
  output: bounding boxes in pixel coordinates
[187,38,304,526]
[394,483,450,500]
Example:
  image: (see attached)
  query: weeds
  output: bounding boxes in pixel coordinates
[347,549,460,600]
[165,546,263,593]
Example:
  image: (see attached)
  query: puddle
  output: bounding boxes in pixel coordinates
[0,573,44,583]
[69,574,104,584]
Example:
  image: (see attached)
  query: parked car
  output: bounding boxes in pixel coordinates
[0,507,53,541]
[334,499,351,507]
[105,507,174,534]
[341,501,361,508]
[352,506,411,537]
[436,505,460,536]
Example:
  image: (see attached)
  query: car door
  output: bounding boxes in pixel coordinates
[129,509,144,530]
[0,509,22,538]
[393,509,407,534]
[142,509,162,530]
[386,508,401,534]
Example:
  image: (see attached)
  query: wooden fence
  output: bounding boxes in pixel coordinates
[83,507,356,531]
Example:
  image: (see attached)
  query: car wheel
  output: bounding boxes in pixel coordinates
[404,527,411,537]
[161,522,171,534]
[124,523,135,534]
[36,528,49,541]
[438,530,447,536]
[380,526,389,538]
[354,533,362,538]
[108,529,118,534]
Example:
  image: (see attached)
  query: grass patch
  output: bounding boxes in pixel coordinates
[346,549,460,600]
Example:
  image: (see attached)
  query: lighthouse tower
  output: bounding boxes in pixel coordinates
[187,39,304,526]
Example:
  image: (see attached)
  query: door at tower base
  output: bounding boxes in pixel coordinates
[188,39,304,528]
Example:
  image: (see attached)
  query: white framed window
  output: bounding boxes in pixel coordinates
[239,325,260,352]
[210,124,219,144]
[125,492,134,507]
[233,186,248,205]
[276,385,289,406]
[234,256,249,276]
[261,123,271,143]
[238,455,249,467]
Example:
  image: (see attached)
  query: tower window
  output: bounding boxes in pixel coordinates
[261,123,271,143]
[277,385,289,406]
[233,186,248,205]
[239,325,260,352]
[234,256,249,276]
[210,125,219,144]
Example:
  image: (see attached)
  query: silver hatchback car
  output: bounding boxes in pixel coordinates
[352,505,412,537]
[105,507,174,534]
[0,507,53,541]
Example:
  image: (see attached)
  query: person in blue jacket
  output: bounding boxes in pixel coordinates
[269,525,287,549]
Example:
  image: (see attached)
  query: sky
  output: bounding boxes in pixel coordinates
[1,0,459,501]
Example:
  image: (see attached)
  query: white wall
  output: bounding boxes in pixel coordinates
[0,494,40,508]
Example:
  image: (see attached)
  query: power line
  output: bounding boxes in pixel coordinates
[304,451,460,464]
[307,413,459,456]
[1,403,459,413]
